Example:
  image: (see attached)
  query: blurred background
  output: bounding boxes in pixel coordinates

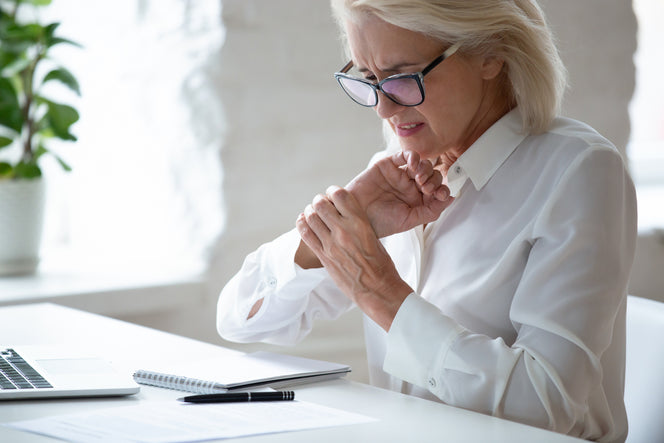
[1,0,662,383]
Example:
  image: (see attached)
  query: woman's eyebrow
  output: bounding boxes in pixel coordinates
[357,61,423,74]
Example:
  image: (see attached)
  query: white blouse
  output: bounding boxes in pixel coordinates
[217,109,637,443]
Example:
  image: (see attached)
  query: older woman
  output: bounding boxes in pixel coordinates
[217,1,637,442]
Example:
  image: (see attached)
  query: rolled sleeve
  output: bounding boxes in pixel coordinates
[218,228,350,345]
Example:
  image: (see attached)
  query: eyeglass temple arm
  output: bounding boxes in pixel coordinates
[338,42,460,76]
[421,42,461,76]
[339,60,354,74]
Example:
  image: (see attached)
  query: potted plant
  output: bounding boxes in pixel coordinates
[0,0,80,275]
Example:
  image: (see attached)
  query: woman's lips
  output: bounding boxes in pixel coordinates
[395,122,424,137]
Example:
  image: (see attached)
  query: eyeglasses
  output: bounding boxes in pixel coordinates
[334,42,461,107]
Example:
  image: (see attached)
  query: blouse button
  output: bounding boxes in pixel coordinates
[454,166,462,175]
[267,277,277,288]
[428,378,437,388]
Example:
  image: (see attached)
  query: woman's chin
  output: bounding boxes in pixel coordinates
[398,142,440,162]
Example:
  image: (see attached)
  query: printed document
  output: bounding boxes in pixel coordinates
[6,400,377,442]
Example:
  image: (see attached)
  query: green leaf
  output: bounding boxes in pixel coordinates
[47,37,83,49]
[43,67,80,95]
[43,22,82,49]
[13,161,42,179]
[1,56,30,76]
[45,100,79,141]
[36,120,55,138]
[43,22,60,38]
[23,0,53,6]
[0,162,14,179]
[0,78,23,133]
[54,154,71,172]
[0,136,13,148]
[2,23,44,49]
[33,143,48,160]
[0,50,20,71]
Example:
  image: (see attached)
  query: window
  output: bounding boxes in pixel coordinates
[629,0,664,230]
[38,0,225,273]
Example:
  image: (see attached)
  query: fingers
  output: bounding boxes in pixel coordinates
[391,150,408,168]
[296,208,324,253]
[296,192,337,252]
[405,150,421,176]
[324,185,362,218]
[392,150,422,181]
[402,152,455,202]
[399,150,445,195]
[420,169,451,201]
[297,186,368,243]
[413,159,434,188]
[434,185,452,202]
[296,190,346,249]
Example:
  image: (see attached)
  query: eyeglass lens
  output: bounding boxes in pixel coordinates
[338,77,378,106]
[381,77,422,106]
[338,76,423,107]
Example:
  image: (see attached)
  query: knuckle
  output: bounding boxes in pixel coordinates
[336,230,354,248]
[329,187,348,202]
[311,195,326,211]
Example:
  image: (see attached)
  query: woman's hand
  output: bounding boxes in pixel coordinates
[346,150,453,238]
[296,187,413,331]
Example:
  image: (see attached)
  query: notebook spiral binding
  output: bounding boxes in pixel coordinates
[133,370,227,394]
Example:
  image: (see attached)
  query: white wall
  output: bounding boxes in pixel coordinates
[213,1,383,288]
[540,0,636,157]
[204,0,384,382]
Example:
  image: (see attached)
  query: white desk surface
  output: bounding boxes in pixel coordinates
[0,303,582,443]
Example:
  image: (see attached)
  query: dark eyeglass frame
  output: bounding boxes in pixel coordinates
[334,42,461,107]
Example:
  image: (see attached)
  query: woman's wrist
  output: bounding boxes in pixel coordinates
[294,239,323,269]
[359,279,413,332]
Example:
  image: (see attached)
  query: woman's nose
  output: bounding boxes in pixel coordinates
[374,92,403,119]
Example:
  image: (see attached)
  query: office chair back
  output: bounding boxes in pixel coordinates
[624,295,664,443]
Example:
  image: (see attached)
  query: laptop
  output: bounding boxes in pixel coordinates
[0,345,140,400]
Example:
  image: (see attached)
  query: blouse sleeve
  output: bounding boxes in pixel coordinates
[383,146,637,436]
[216,228,354,346]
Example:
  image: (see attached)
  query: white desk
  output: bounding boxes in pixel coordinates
[0,303,582,442]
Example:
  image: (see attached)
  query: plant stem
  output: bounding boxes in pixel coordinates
[21,49,43,164]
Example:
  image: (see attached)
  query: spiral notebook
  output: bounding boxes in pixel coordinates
[133,351,351,394]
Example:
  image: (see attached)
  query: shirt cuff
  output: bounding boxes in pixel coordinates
[261,228,328,301]
[384,293,465,391]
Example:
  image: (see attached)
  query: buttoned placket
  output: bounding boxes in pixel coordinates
[410,201,455,295]
[410,226,425,294]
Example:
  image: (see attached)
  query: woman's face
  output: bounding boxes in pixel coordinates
[345,15,507,165]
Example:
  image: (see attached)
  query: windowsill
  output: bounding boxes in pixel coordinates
[0,251,208,319]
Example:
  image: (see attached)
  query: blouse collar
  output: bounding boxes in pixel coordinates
[446,108,528,197]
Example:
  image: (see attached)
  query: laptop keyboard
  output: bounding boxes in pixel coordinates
[0,348,52,390]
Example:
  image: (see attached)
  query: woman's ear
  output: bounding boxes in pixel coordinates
[480,55,505,80]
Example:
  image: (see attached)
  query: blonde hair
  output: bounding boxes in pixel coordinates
[330,0,567,134]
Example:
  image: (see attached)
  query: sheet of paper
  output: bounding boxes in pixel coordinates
[6,400,377,443]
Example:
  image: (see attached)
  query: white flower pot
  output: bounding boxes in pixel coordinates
[0,178,46,276]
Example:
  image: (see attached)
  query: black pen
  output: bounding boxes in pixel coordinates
[177,391,295,403]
